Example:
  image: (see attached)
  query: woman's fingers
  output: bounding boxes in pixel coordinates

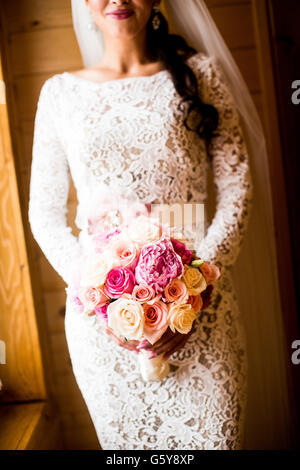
[138,329,175,351]
[104,325,141,352]
[163,336,188,361]
[151,334,183,356]
[150,325,196,358]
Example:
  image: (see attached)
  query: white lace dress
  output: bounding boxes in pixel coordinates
[28,52,253,450]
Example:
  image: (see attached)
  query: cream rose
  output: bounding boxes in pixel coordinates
[81,251,116,287]
[124,215,162,247]
[107,297,145,340]
[182,264,207,295]
[167,303,197,334]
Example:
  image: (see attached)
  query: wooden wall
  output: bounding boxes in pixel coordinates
[0,0,265,449]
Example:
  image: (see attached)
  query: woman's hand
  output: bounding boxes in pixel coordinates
[104,322,196,360]
[103,325,141,353]
[136,323,196,361]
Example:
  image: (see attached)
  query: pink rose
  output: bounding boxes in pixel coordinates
[143,301,169,344]
[132,284,161,304]
[104,266,135,298]
[200,262,221,285]
[135,236,184,294]
[110,237,140,270]
[171,238,193,265]
[188,294,203,314]
[164,279,189,304]
[79,286,109,315]
[95,302,109,324]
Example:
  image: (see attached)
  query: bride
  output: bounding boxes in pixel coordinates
[28,0,262,450]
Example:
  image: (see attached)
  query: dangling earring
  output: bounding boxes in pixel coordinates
[152,4,161,31]
[87,7,99,31]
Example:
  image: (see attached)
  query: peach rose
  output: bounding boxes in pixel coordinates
[110,236,140,270]
[188,294,203,314]
[167,303,197,334]
[79,285,109,316]
[132,284,160,304]
[164,279,189,304]
[143,301,169,344]
[200,262,221,285]
[182,264,207,295]
[107,297,144,340]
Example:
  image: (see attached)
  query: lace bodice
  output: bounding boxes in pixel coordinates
[28,52,252,285]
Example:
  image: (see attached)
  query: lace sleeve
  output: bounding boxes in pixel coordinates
[28,78,82,285]
[194,54,253,269]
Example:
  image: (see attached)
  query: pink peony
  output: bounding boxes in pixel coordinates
[200,262,221,285]
[95,302,109,324]
[104,266,135,298]
[135,236,184,294]
[171,238,193,265]
[143,301,169,344]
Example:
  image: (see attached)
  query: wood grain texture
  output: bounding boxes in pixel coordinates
[1,0,267,450]
[0,402,63,450]
[0,50,45,402]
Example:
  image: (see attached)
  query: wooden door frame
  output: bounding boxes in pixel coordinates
[252,0,300,442]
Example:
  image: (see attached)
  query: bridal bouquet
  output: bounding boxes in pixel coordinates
[68,211,220,382]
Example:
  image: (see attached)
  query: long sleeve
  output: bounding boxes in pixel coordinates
[194,55,253,269]
[28,78,82,285]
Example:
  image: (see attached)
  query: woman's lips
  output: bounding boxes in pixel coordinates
[107,10,134,20]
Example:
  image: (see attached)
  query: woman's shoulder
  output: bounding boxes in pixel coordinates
[186,51,216,75]
[38,73,65,98]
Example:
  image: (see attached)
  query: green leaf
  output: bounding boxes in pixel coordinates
[191,259,205,267]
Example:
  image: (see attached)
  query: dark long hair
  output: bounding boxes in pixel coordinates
[146,10,219,141]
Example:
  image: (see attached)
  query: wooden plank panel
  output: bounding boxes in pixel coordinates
[0,402,44,450]
[50,331,72,376]
[0,52,46,402]
[0,402,62,450]
[63,425,100,450]
[44,290,67,334]
[210,4,255,49]
[231,47,260,92]
[4,0,72,34]
[9,26,82,76]
[206,0,249,5]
